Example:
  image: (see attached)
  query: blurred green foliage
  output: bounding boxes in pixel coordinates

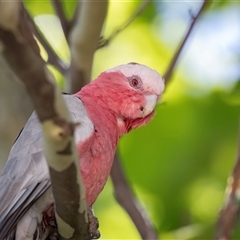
[24,0,240,239]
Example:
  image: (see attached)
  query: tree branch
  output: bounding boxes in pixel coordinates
[109,2,210,239]
[98,0,151,49]
[0,2,89,238]
[110,153,158,240]
[163,0,209,83]
[215,120,240,240]
[66,0,108,93]
[51,0,71,39]
[22,5,68,74]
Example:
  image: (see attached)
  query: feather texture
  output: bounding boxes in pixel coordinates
[0,95,94,239]
[0,63,164,239]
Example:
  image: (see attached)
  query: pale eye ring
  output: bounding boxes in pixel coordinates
[128,75,142,89]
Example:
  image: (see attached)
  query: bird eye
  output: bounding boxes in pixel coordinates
[128,75,142,89]
[132,78,139,86]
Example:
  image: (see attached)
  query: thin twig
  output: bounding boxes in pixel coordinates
[215,121,240,240]
[22,5,68,74]
[68,2,80,35]
[98,0,151,49]
[110,153,158,240]
[109,3,209,239]
[51,0,71,39]
[163,0,209,83]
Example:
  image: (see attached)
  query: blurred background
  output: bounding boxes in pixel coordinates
[24,0,240,239]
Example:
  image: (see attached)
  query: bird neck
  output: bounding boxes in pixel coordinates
[75,73,154,136]
[75,84,120,136]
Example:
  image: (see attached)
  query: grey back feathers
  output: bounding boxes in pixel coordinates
[0,95,94,239]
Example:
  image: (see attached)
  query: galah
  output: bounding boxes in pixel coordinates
[0,63,165,239]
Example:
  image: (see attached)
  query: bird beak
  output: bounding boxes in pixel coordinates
[143,94,158,117]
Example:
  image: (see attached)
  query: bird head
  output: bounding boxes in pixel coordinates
[77,63,165,135]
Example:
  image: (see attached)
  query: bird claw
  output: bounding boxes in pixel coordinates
[88,207,101,239]
[90,230,101,239]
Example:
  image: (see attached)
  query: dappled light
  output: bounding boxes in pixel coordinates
[0,0,239,239]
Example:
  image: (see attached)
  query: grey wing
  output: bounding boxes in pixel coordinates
[0,94,94,239]
[0,110,49,239]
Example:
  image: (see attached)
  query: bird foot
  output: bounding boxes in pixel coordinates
[88,207,100,239]
[40,205,100,239]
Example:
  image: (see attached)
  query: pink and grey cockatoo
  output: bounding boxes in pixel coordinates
[0,63,164,239]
